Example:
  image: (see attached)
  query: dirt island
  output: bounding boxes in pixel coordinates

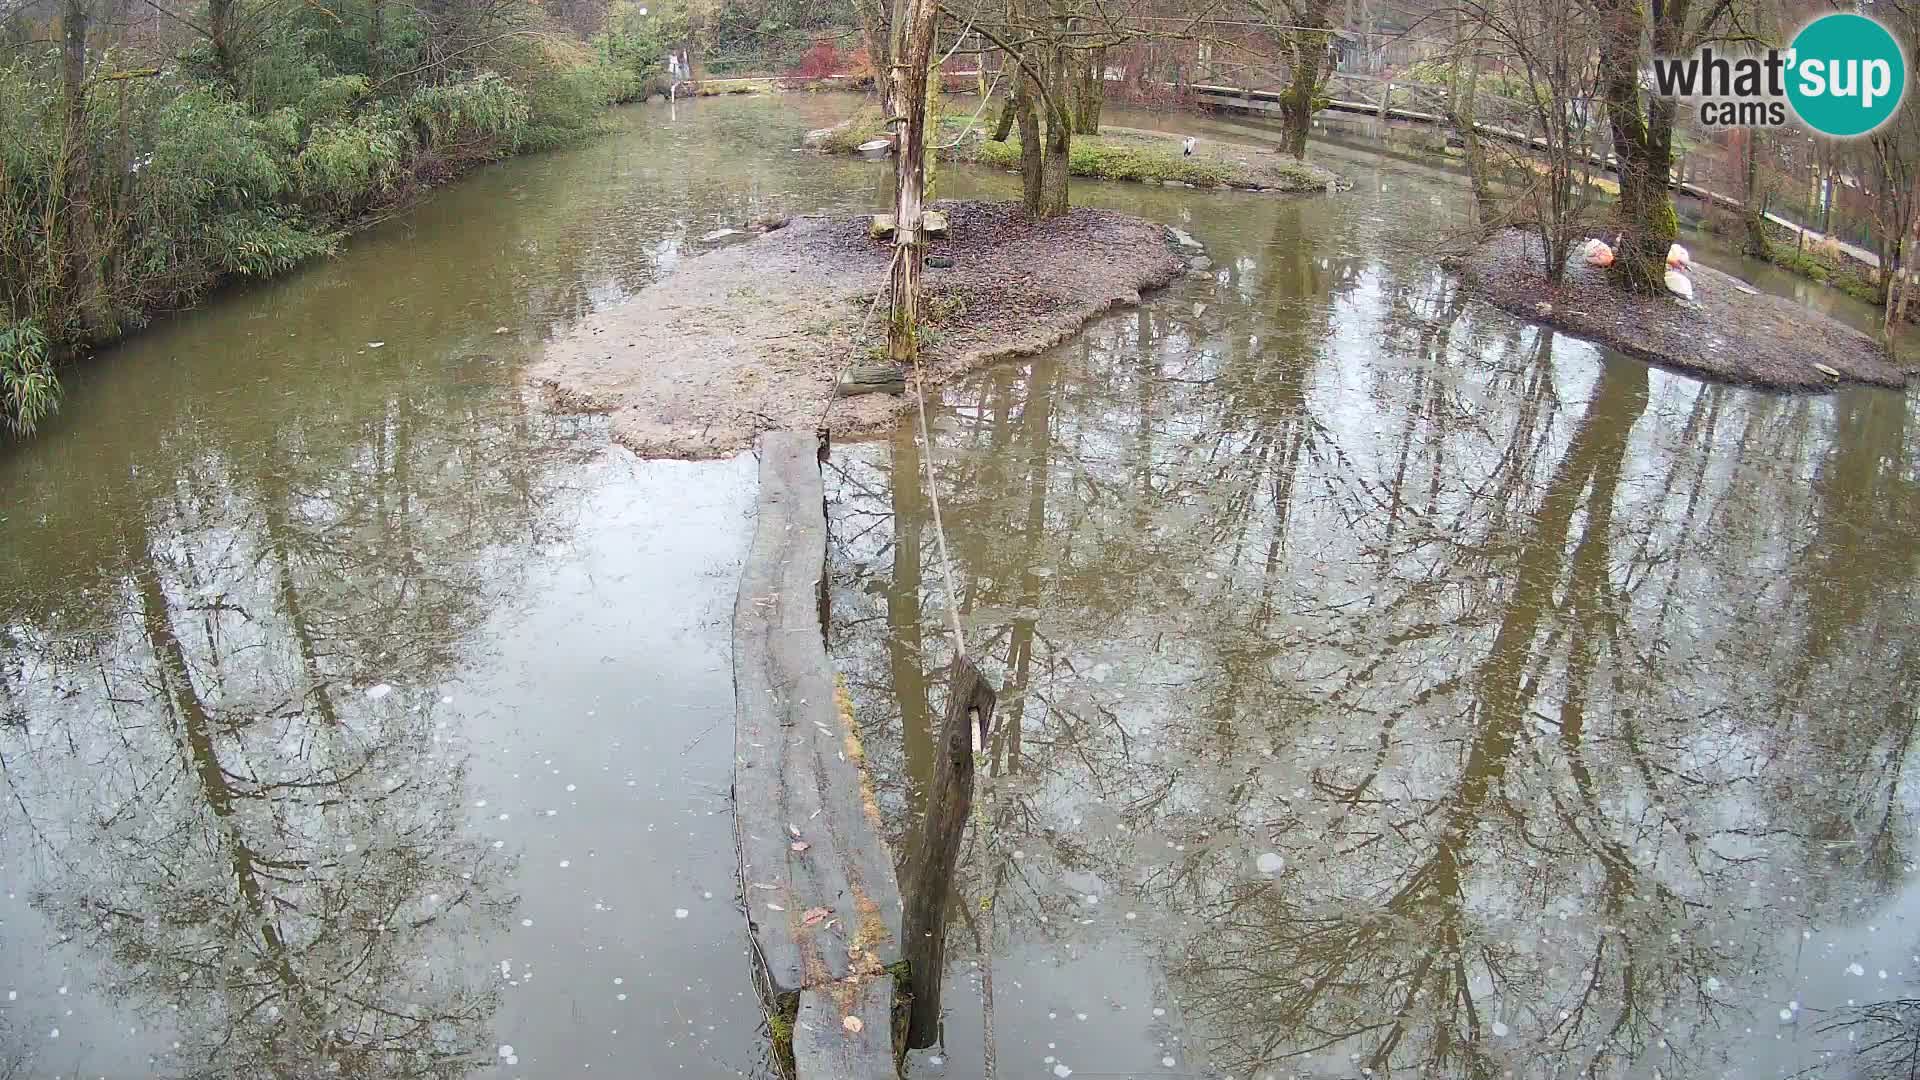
[530,200,1184,457]
[1454,228,1911,392]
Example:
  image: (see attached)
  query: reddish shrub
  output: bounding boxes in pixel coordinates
[789,39,841,79]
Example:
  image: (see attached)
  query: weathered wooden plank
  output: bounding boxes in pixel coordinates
[733,429,904,1008]
[793,978,897,1080]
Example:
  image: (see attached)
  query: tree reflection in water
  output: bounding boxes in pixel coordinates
[0,385,592,1078]
[828,231,1920,1078]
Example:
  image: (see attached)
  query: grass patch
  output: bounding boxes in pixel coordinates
[970,136,1236,187]
[813,107,890,154]
[1765,234,1884,305]
[767,992,799,1077]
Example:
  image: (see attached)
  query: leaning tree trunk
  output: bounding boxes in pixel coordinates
[991,87,1017,141]
[884,0,938,362]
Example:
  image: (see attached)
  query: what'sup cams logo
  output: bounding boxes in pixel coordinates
[1653,12,1908,136]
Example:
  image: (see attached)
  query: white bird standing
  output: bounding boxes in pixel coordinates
[1664,266,1694,300]
[1183,136,1196,157]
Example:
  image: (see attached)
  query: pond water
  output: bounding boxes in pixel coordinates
[0,90,1914,1080]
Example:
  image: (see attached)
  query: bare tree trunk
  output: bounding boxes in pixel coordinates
[991,86,1016,141]
[883,0,914,117]
[1073,46,1105,133]
[1742,129,1770,259]
[61,0,104,335]
[369,0,386,82]
[1037,40,1071,218]
[1015,62,1042,212]
[1278,10,1333,161]
[208,0,236,83]
[885,0,937,362]
[1594,0,1677,292]
[855,0,893,111]
[1007,0,1044,216]
[1447,23,1496,232]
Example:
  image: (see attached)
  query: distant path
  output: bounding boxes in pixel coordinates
[1189,81,1900,276]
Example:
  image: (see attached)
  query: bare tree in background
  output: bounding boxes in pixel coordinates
[1245,0,1337,159]
[1444,0,1604,283]
[1866,0,1918,329]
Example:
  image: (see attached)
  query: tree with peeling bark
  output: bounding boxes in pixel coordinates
[886,0,940,361]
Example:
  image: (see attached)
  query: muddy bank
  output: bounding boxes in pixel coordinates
[530,200,1182,457]
[1454,228,1909,391]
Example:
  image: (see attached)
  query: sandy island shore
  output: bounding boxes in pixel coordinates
[1453,229,1910,392]
[530,200,1182,458]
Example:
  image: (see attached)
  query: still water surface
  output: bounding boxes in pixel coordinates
[1,92,1915,1080]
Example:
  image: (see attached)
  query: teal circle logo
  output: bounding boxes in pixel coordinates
[1787,13,1907,137]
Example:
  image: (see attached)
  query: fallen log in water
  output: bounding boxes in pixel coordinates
[733,430,902,1079]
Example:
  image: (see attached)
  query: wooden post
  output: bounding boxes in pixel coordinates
[900,655,997,1049]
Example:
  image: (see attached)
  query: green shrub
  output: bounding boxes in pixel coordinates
[405,73,530,151]
[519,62,627,150]
[145,89,292,207]
[0,320,56,437]
[970,135,1235,187]
[297,114,410,210]
[203,210,338,277]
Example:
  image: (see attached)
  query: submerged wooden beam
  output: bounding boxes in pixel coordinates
[733,430,903,1079]
[900,656,997,1048]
